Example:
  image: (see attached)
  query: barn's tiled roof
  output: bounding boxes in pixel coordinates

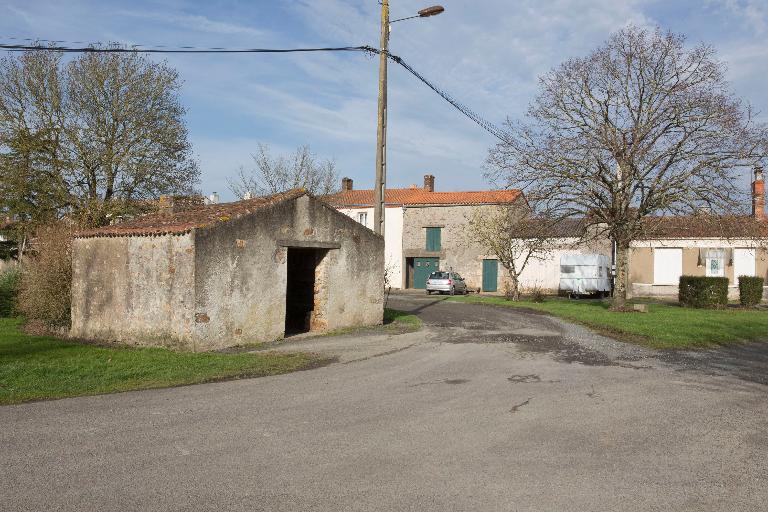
[638,215,768,239]
[323,188,522,207]
[519,217,588,238]
[76,189,307,238]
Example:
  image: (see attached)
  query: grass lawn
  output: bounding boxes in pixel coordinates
[383,308,422,332]
[449,295,768,349]
[0,318,332,405]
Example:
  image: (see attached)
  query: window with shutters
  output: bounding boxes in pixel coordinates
[425,227,441,251]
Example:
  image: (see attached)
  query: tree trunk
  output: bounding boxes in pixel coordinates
[612,242,630,309]
[508,269,521,301]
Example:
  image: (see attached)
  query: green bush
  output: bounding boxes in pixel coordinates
[0,266,20,317]
[678,276,729,308]
[738,276,764,306]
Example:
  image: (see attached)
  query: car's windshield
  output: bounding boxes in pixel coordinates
[429,272,449,280]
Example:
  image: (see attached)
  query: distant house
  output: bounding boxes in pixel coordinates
[71,190,384,351]
[511,218,611,294]
[325,175,524,292]
[627,168,768,299]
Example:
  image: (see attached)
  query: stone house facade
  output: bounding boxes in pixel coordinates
[326,175,524,291]
[71,190,384,351]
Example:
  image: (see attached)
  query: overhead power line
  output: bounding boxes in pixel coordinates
[0,41,376,54]
[385,52,506,141]
[0,39,506,141]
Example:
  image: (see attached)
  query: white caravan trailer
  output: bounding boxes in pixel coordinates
[559,254,612,296]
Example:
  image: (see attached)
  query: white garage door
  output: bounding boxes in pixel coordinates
[733,248,756,286]
[653,248,682,285]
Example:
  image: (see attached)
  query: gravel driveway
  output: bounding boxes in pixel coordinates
[2,293,767,511]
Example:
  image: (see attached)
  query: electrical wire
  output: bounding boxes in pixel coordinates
[385,52,506,141]
[0,39,506,141]
[0,41,377,54]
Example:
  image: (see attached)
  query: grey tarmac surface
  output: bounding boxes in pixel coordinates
[2,293,767,511]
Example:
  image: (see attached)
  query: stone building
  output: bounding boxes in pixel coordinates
[71,190,384,351]
[326,175,524,291]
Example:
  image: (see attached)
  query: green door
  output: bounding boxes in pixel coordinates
[414,257,440,289]
[482,259,498,292]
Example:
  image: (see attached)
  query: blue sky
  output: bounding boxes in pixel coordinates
[1,0,767,199]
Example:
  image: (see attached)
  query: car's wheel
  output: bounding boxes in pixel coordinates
[426,290,432,295]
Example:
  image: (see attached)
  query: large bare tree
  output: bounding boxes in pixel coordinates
[229,143,339,199]
[0,48,199,231]
[486,27,767,307]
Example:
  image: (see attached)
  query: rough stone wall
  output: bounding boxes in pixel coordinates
[193,195,384,349]
[402,204,507,290]
[70,234,196,347]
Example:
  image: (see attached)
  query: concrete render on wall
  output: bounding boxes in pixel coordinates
[513,241,612,293]
[627,240,768,299]
[71,233,196,346]
[338,206,403,289]
[71,195,384,351]
[194,195,384,349]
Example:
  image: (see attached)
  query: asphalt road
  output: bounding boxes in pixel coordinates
[2,294,767,511]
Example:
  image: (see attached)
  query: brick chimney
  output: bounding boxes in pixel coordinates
[752,166,765,220]
[158,195,175,214]
[341,177,353,191]
[424,174,435,192]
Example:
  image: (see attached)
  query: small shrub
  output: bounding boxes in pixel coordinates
[503,281,515,301]
[18,222,74,328]
[678,275,728,308]
[0,266,21,317]
[738,276,764,306]
[525,284,546,303]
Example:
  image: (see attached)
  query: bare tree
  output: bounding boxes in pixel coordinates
[64,52,199,210]
[0,48,200,230]
[466,205,555,301]
[229,144,339,198]
[486,27,767,307]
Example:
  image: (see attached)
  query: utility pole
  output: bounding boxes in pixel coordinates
[372,3,443,237]
[373,0,390,236]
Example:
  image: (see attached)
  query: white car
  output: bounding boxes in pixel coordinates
[426,271,468,295]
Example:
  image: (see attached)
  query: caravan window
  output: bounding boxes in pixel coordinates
[560,265,575,274]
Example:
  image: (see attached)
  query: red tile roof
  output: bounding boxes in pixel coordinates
[76,189,307,238]
[323,188,522,207]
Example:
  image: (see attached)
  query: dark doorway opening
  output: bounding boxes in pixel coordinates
[285,248,326,335]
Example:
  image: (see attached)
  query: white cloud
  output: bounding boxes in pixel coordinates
[115,10,265,38]
[713,0,768,33]
[0,0,765,196]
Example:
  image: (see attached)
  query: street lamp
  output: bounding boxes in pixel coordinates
[373,2,444,236]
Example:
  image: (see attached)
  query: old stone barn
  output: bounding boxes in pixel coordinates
[71,190,384,351]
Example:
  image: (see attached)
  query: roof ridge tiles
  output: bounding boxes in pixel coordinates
[75,189,307,238]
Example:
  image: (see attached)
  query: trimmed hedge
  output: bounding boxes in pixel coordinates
[679,275,729,308]
[0,266,20,317]
[738,276,764,306]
